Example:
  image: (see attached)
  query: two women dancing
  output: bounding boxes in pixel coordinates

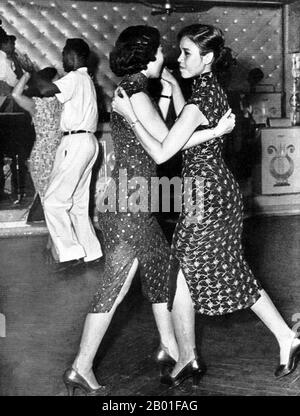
[112,23,300,387]
[64,24,300,395]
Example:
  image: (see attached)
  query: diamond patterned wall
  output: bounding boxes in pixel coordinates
[0,0,285,111]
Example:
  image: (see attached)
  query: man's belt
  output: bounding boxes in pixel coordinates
[63,130,92,136]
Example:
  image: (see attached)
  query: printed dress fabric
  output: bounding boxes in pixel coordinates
[29,97,63,199]
[168,71,261,316]
[90,72,169,313]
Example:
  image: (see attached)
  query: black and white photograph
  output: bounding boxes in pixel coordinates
[0,0,300,398]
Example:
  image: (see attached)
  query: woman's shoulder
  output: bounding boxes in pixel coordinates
[187,73,222,106]
[119,72,148,97]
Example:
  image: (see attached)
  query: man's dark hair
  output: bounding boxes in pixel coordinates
[65,38,90,60]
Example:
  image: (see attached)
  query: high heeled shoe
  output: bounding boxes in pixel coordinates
[155,346,176,376]
[160,353,206,388]
[275,335,300,379]
[63,368,107,396]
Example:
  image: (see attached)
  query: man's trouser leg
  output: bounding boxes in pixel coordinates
[44,133,102,263]
[69,137,102,262]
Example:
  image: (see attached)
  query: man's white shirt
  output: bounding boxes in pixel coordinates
[54,67,98,132]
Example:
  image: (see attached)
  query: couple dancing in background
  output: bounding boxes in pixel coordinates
[12,39,102,269]
[63,23,300,396]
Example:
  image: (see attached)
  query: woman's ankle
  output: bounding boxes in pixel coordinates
[277,329,296,345]
[160,341,179,361]
[72,357,93,376]
[177,348,197,364]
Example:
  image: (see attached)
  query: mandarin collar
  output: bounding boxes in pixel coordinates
[192,71,214,88]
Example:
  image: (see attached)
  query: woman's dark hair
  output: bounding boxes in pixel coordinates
[110,25,160,77]
[26,67,58,97]
[37,67,58,82]
[177,24,235,75]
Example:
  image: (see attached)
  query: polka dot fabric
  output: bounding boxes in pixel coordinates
[90,73,170,313]
[168,72,261,316]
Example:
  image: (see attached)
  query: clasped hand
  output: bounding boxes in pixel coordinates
[160,68,177,95]
[112,87,135,121]
[215,109,236,136]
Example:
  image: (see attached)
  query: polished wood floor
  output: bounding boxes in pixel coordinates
[1,215,300,396]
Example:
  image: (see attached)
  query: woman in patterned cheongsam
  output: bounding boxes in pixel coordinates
[112,24,300,387]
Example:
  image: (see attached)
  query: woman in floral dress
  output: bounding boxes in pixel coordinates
[13,68,62,260]
[13,68,62,200]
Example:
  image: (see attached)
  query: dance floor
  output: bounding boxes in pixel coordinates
[0,216,300,396]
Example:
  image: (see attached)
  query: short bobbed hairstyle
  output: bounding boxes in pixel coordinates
[27,67,58,97]
[110,25,160,77]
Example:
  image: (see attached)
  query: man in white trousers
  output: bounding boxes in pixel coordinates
[38,38,102,272]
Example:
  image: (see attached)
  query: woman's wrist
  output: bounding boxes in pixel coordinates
[160,85,172,98]
[127,112,137,123]
[129,118,140,128]
[160,94,172,99]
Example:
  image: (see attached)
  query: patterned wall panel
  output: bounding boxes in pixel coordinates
[0,0,284,111]
[288,0,300,53]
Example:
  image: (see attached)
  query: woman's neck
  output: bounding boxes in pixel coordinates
[200,65,212,76]
[140,69,149,78]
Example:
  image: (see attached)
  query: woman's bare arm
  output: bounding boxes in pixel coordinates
[160,68,186,116]
[12,72,35,116]
[128,90,234,149]
[113,87,207,164]
[112,87,235,164]
[130,92,169,143]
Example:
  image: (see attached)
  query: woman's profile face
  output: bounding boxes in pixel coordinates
[147,45,164,78]
[178,36,207,79]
